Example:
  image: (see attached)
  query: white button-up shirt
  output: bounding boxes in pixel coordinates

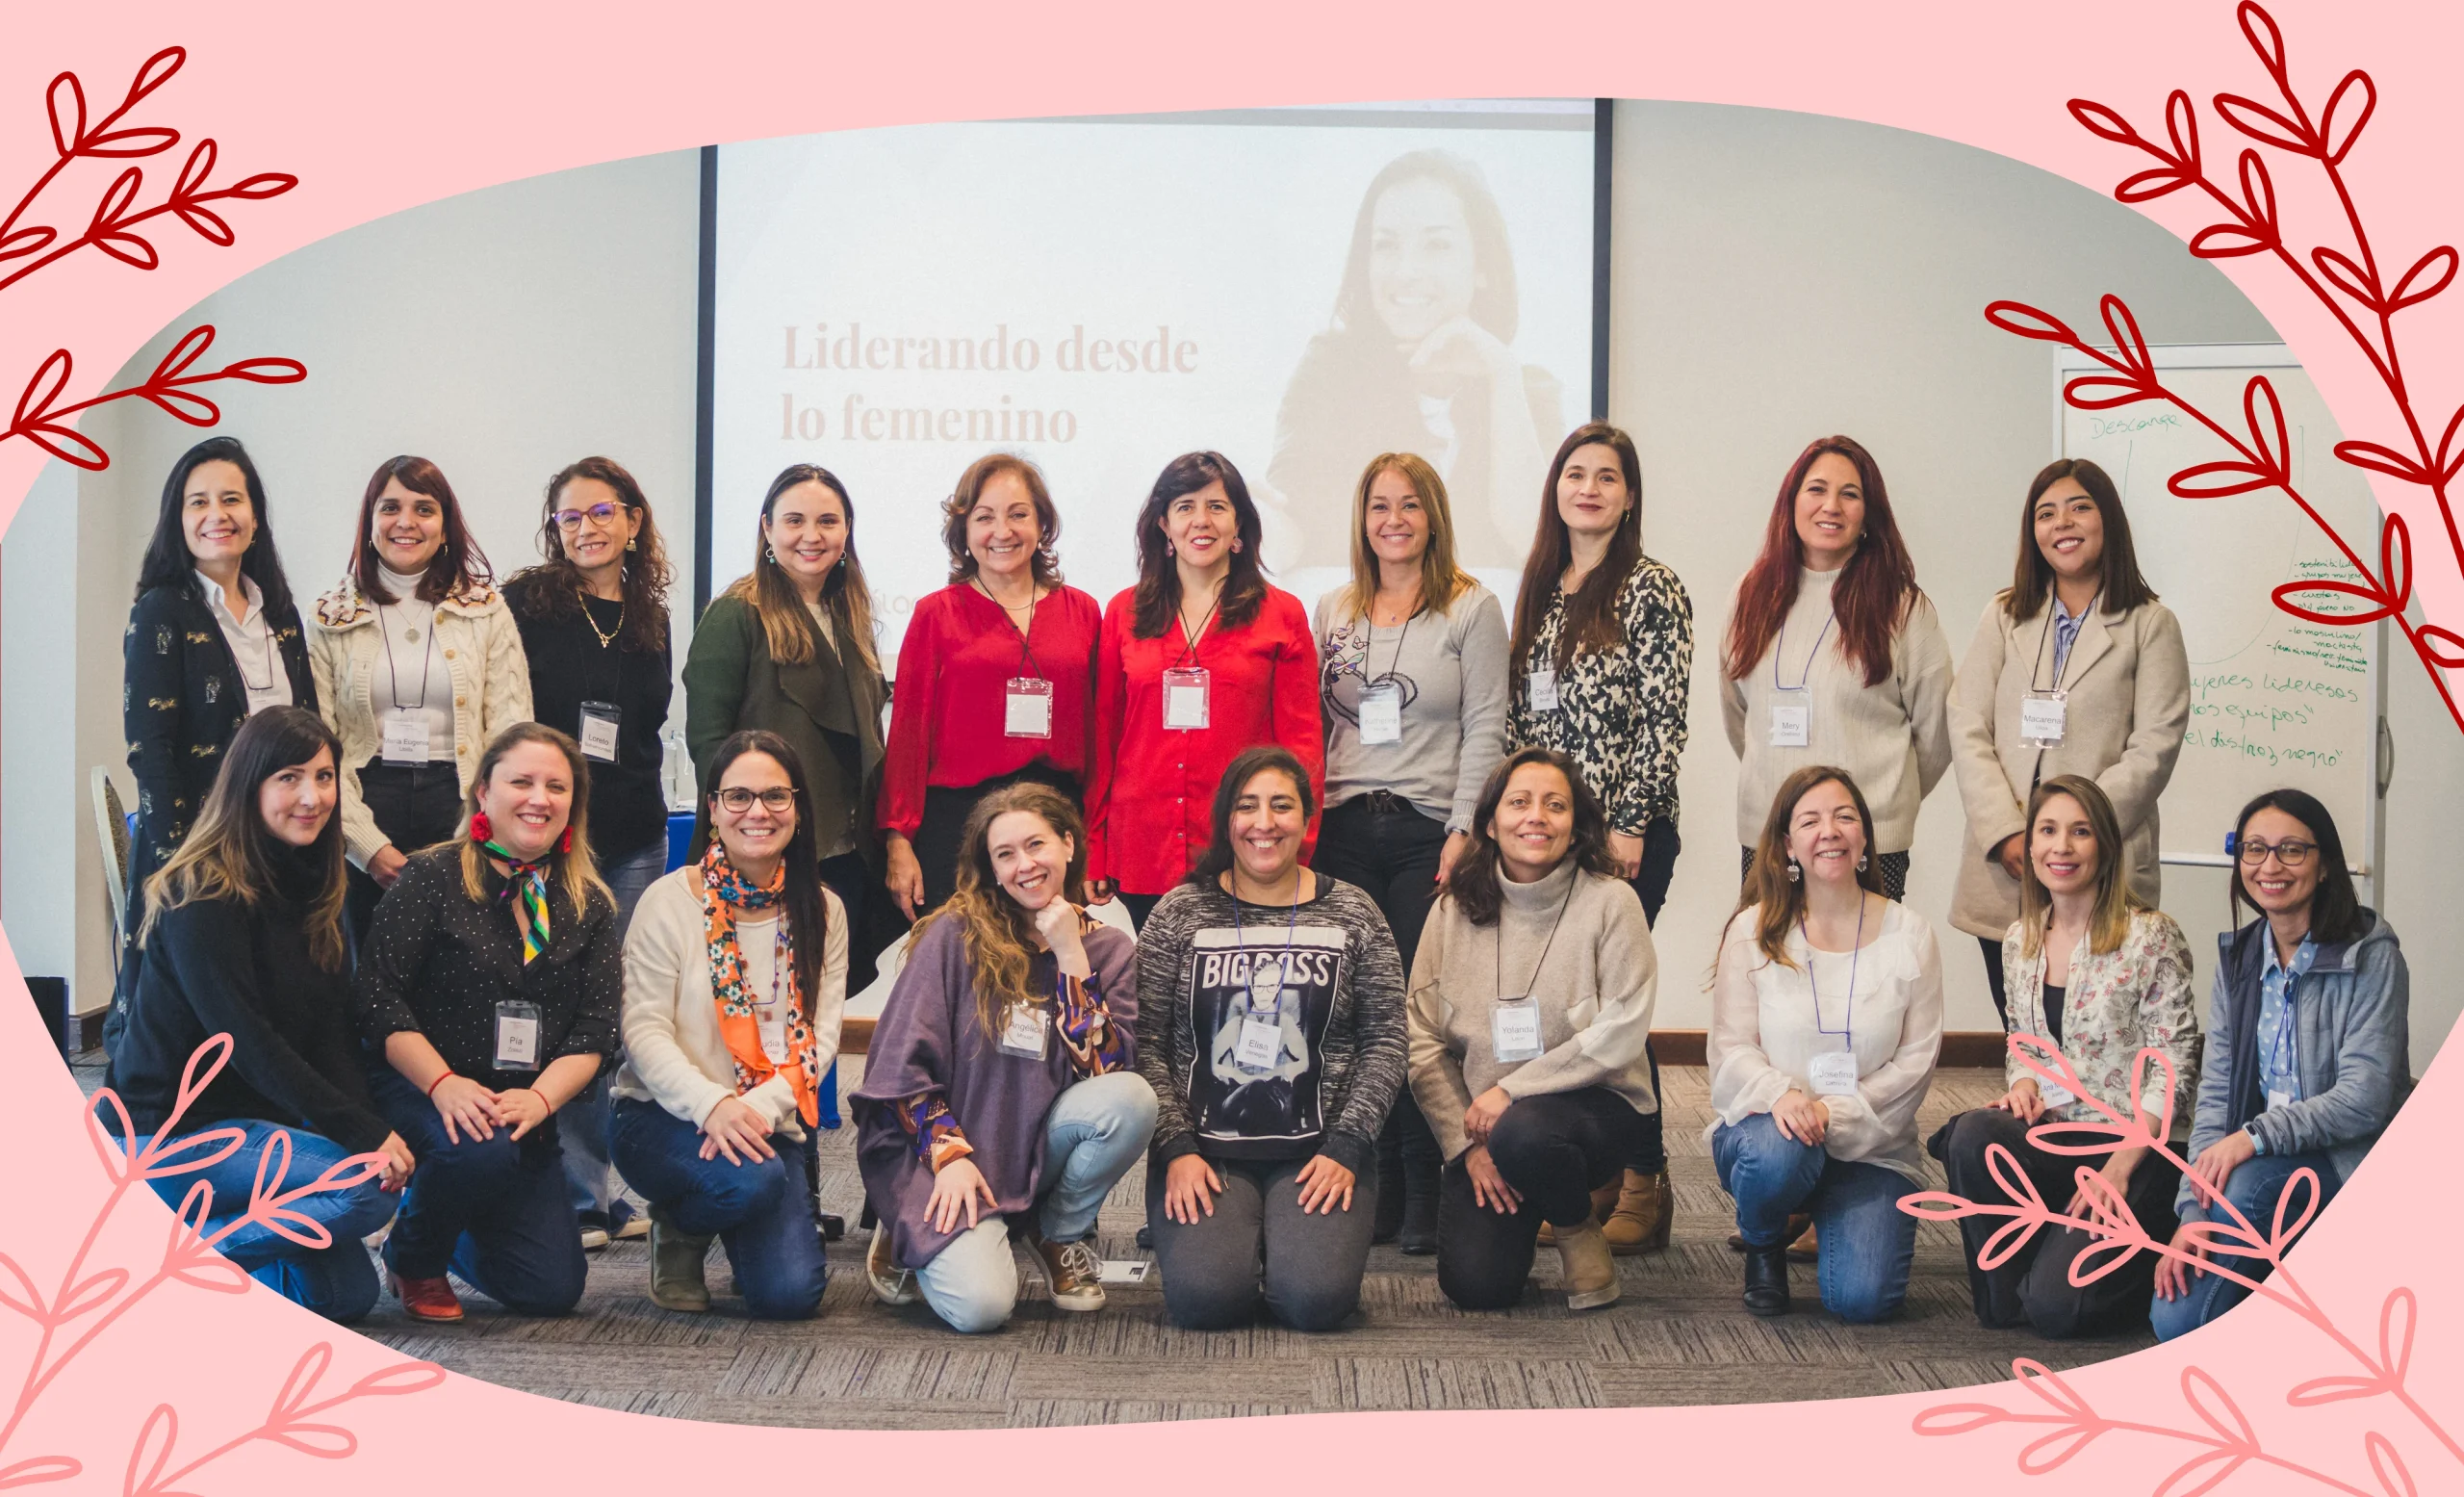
[196,569,292,717]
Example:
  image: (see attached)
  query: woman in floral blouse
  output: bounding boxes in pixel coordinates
[1505,421,1693,1254]
[1938,774,2197,1338]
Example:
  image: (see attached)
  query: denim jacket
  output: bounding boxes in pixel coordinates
[2179,910,2410,1223]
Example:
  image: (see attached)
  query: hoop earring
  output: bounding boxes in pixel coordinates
[1166,542,1176,557]
[1785,859,1801,883]
[1858,853,1869,871]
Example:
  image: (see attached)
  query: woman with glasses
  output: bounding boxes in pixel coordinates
[2151,789,2410,1339]
[503,458,677,1252]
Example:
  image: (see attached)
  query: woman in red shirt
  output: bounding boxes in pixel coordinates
[1087,452,1322,926]
[881,454,1103,918]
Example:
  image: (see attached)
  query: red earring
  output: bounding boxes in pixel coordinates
[470,811,492,842]
[558,827,573,853]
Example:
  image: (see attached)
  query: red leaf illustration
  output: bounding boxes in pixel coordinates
[2367,1432,2417,1497]
[94,233,157,271]
[2379,1285,2415,1382]
[90,168,141,231]
[2169,460,2276,498]
[2183,1365,2258,1446]
[2323,69,2376,163]
[84,127,178,159]
[123,1405,175,1497]
[2153,1448,2246,1497]
[2166,89,2201,169]
[2419,626,2464,668]
[348,1361,447,1398]
[123,48,186,109]
[2239,150,2277,234]
[0,1253,44,1319]
[2381,512,2412,613]
[172,139,216,199]
[1912,1404,2010,1435]
[2100,294,2154,374]
[2287,1374,2379,1406]
[22,422,107,470]
[2239,0,2289,77]
[2275,579,2399,626]
[55,1269,127,1322]
[2313,246,2381,310]
[1984,300,2080,345]
[46,73,85,158]
[2063,374,2152,410]
[264,1425,355,1458]
[13,349,70,426]
[2191,223,2273,259]
[2116,168,2191,203]
[2244,374,2290,479]
[2018,1424,2104,1474]
[2436,403,2464,481]
[151,325,214,381]
[2337,440,2430,483]
[2067,98,2142,146]
[2389,246,2456,311]
[216,357,305,384]
[2215,92,2313,153]
[0,226,57,262]
[270,1343,330,1420]
[172,205,232,246]
[144,389,218,426]
[221,172,297,199]
[0,1457,79,1490]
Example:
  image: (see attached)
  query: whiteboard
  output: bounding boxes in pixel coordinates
[2055,345,2386,878]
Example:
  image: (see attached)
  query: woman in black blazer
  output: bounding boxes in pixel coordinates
[110,437,316,1054]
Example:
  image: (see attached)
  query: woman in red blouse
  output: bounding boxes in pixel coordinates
[881,454,1103,919]
[1086,451,1323,927]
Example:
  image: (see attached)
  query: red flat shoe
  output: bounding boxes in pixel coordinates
[392,1272,465,1323]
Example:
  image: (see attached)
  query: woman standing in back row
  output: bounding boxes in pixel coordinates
[1505,423,1691,1255]
[1948,458,2189,1022]
[312,455,532,939]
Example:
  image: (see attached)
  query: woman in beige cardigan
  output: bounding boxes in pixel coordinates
[1948,458,2188,1020]
[311,456,532,935]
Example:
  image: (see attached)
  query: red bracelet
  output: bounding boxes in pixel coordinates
[425,1071,455,1098]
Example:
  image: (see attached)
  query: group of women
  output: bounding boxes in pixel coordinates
[100,423,2413,1347]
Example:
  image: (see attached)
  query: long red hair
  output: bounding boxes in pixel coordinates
[1720,435,1918,688]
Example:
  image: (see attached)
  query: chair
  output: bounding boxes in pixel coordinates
[90,767,131,976]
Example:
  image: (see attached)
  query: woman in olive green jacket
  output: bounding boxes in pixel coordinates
[683,464,888,933]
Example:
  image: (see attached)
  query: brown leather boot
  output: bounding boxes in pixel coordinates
[1537,1178,1623,1248]
[1601,1169,1672,1254]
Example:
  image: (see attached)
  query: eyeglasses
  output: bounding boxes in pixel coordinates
[553,503,623,529]
[714,787,797,813]
[2234,837,2316,867]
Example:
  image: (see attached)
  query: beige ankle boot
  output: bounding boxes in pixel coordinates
[1555,1218,1619,1310]
[1601,1169,1673,1255]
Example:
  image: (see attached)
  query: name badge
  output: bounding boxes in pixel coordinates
[1163,666,1211,730]
[381,709,430,765]
[494,1000,542,1071]
[1491,996,1544,1064]
[1234,1009,1283,1073]
[2021,691,2067,747]
[578,700,621,761]
[1527,668,1558,712]
[2267,1087,2294,1111]
[1357,681,1402,745]
[1004,676,1054,738]
[1000,1002,1051,1060]
[2037,1080,2077,1110]
[1769,701,1810,748]
[1808,1047,1859,1097]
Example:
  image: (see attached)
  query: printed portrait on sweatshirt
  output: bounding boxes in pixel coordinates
[1186,924,1346,1147]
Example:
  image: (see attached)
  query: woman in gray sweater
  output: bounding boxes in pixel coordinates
[1407,747,1658,1312]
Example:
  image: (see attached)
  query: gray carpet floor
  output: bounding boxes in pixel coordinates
[72,1052,2151,1427]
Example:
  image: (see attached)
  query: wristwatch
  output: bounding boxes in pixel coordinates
[2244,1126,2267,1157]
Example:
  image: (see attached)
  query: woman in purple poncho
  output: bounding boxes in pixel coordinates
[852,782,1156,1332]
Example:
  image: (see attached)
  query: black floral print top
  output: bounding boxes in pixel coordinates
[1506,555,1694,835]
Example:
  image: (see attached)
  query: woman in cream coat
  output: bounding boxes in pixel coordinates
[1948,459,2188,1021]
[312,456,531,934]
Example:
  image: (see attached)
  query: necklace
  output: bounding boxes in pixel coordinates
[582,590,625,649]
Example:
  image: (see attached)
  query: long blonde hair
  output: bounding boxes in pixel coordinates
[723,464,881,674]
[141,707,348,971]
[2016,774,2144,959]
[457,723,611,916]
[1730,764,1885,970]
[912,783,1090,1043]
[1341,452,1473,621]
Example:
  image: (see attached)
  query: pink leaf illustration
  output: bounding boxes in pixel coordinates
[270,1344,330,1419]
[55,1268,128,1323]
[0,1253,45,1319]
[264,1425,355,1458]
[2027,1119,2143,1156]
[2178,1219,2267,1257]
[2014,1357,2094,1418]
[0,1457,79,1490]
[347,1361,447,1398]
[122,1406,175,1497]
[2379,1287,2415,1383]
[2270,1167,2323,1250]
[1984,1142,2048,1213]
[2067,1230,2145,1287]
[2366,1432,2416,1497]
[2182,1366,2258,1447]
[2019,1424,2104,1474]
[86,1088,136,1181]
[2389,246,2456,311]
[1896,1189,1995,1223]
[136,1124,244,1182]
[164,1035,234,1131]
[2288,1375,2381,1406]
[13,348,69,426]
[2322,69,2375,164]
[2153,1448,2246,1497]
[122,47,186,109]
[45,73,85,158]
[1912,1404,2011,1435]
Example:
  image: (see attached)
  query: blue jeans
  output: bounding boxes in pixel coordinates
[368,1066,588,1314]
[563,838,669,1223]
[607,1097,827,1319]
[915,1071,1157,1332]
[1713,1112,1918,1323]
[2150,1151,2341,1342]
[138,1123,398,1323]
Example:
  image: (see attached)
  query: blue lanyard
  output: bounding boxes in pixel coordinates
[1802,896,1864,1041]
[2266,952,2303,1081]
[1773,610,1835,693]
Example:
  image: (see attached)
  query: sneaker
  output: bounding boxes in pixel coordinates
[611,1202,650,1242]
[578,1211,611,1252]
[1025,1228,1106,1312]
[391,1272,465,1323]
[866,1227,918,1306]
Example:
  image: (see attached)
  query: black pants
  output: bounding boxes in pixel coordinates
[346,761,466,941]
[1741,844,1910,902]
[1619,816,1681,1174]
[1941,1107,2181,1337]
[913,765,1082,916]
[1437,1089,1645,1311]
[1117,890,1163,929]
[1981,936,2009,1024]
[1312,793,1451,1186]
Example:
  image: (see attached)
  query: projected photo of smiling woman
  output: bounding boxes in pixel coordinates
[1266,149,1564,570]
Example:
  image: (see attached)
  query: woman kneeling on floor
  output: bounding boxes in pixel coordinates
[1408,747,1659,1313]
[1938,774,2197,1338]
[609,730,844,1318]
[853,783,1154,1332]
[358,723,624,1321]
[1135,746,1408,1331]
[1707,765,1942,1322]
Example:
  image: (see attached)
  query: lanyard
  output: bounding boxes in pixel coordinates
[1228,874,1304,1016]
[377,600,435,712]
[225,609,275,694]
[1495,871,1578,998]
[1172,590,1223,671]
[2027,590,2100,693]
[1773,610,1835,692]
[1369,606,1414,686]
[1801,895,1866,1041]
[974,580,1047,680]
[2266,942,2306,1078]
